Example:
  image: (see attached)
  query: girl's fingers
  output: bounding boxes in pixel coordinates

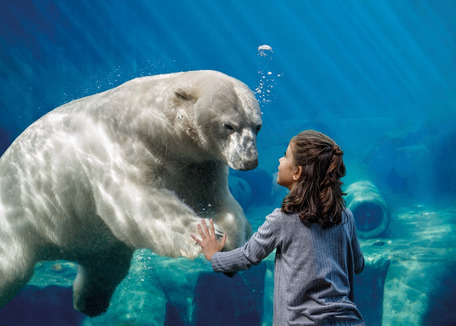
[197,223,206,239]
[191,234,202,245]
[201,219,211,237]
[220,233,227,248]
[210,219,216,237]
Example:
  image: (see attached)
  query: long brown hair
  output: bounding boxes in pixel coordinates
[281,130,346,228]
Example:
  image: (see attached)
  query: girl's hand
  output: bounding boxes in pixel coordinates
[191,219,227,261]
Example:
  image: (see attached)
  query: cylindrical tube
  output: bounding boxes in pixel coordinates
[345,181,390,238]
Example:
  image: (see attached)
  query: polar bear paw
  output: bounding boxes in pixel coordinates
[181,218,225,259]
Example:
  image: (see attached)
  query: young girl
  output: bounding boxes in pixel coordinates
[192,130,365,325]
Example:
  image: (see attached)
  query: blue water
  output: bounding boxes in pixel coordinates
[1,1,455,325]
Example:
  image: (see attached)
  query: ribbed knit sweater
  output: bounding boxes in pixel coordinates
[211,208,365,326]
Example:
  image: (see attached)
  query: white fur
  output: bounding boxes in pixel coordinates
[0,70,262,316]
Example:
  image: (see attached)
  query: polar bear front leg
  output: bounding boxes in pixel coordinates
[73,248,133,317]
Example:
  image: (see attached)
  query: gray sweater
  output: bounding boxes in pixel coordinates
[211,208,365,326]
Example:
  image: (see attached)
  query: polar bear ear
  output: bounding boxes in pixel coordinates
[174,89,198,104]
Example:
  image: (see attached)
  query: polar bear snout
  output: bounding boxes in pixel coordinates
[237,158,258,171]
[225,130,259,171]
[229,156,258,171]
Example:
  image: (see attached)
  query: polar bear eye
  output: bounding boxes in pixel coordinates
[224,124,234,131]
[174,89,197,103]
[255,125,262,133]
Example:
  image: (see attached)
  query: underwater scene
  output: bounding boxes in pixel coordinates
[0,0,455,325]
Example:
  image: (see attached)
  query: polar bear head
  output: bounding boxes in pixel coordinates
[170,71,262,171]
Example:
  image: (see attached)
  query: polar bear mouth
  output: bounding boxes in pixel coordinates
[228,157,258,171]
[225,144,258,171]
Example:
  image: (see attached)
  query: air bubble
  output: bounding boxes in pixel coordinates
[255,44,282,104]
[257,44,273,57]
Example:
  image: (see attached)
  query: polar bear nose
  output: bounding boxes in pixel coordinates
[228,155,258,171]
[226,129,258,171]
[238,157,258,171]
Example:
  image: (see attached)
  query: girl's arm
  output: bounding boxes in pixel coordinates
[193,210,280,273]
[347,209,365,274]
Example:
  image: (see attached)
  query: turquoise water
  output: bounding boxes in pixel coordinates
[0,1,455,325]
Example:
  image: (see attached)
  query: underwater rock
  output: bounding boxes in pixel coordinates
[51,263,65,273]
[381,206,456,325]
[164,301,186,326]
[383,259,438,325]
[346,181,390,238]
[354,253,390,326]
[82,250,199,325]
[0,285,84,326]
[422,261,456,325]
[80,249,267,325]
[0,261,80,325]
[192,263,266,325]
[365,124,456,203]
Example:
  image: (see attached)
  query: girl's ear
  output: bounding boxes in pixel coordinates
[293,166,303,181]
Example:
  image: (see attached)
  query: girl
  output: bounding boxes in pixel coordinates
[192,130,365,325]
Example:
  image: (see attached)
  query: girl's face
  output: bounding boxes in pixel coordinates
[277,142,302,190]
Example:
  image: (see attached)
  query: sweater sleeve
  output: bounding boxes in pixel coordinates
[211,210,280,273]
[347,208,365,274]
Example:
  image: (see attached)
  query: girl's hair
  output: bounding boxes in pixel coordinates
[281,130,346,228]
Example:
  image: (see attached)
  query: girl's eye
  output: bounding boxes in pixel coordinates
[284,152,287,157]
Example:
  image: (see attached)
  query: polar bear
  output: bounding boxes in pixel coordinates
[0,70,262,316]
